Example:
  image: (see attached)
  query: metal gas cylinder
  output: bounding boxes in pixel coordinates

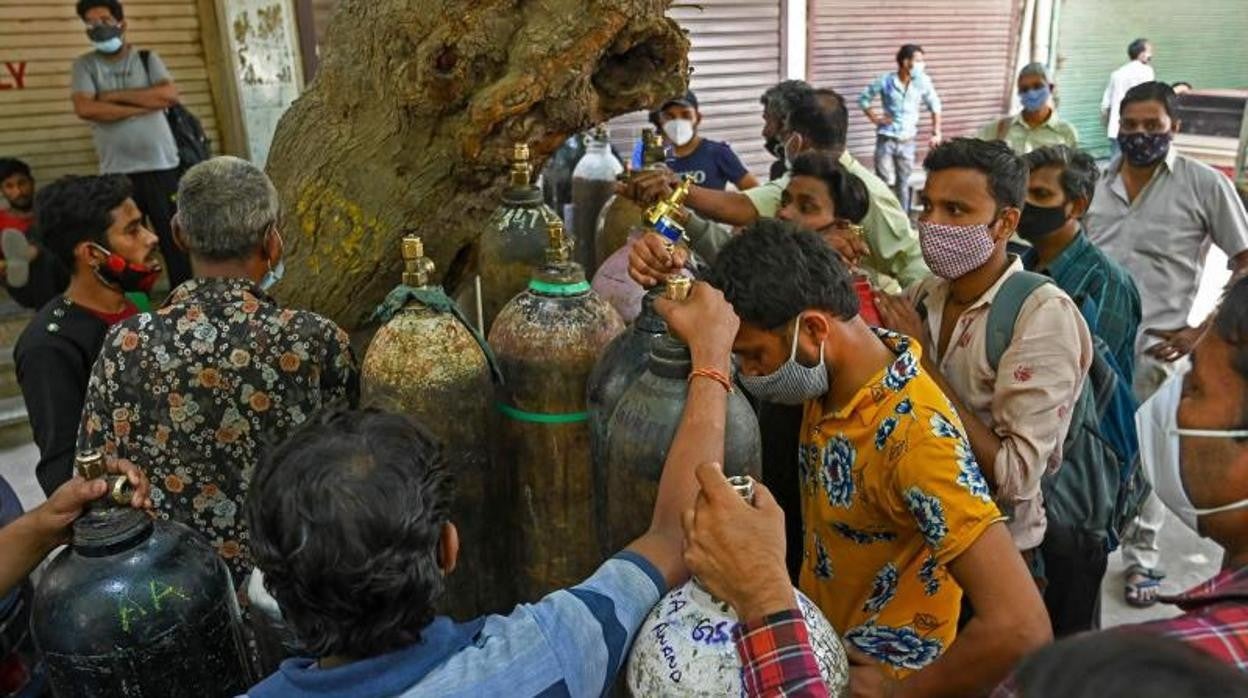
[489,219,625,600]
[570,127,624,271]
[479,142,560,332]
[541,133,585,221]
[31,451,252,697]
[626,477,850,697]
[600,277,763,553]
[361,235,508,617]
[592,128,667,270]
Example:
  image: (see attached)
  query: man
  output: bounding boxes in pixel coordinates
[1083,81,1248,607]
[76,156,359,586]
[1100,38,1155,157]
[977,63,1079,155]
[0,158,71,309]
[243,273,740,695]
[693,219,1050,695]
[72,0,191,287]
[876,139,1093,575]
[643,91,758,191]
[760,80,812,180]
[859,44,944,212]
[15,174,158,496]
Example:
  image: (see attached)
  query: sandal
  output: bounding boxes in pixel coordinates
[1,228,30,288]
[1124,566,1165,608]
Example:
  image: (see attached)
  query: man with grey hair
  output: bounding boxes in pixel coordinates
[77,155,360,591]
[978,63,1079,155]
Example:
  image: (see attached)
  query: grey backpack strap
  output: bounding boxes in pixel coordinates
[985,271,1051,371]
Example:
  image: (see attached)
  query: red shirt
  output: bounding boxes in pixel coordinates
[85,299,139,326]
[0,209,32,234]
[735,609,830,697]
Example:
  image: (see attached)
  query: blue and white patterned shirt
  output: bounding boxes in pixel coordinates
[858,72,942,141]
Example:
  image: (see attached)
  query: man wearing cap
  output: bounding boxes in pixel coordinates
[977,64,1080,155]
[634,91,759,192]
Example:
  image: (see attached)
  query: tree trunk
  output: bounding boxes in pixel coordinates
[266,0,689,330]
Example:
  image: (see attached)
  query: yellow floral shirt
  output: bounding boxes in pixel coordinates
[798,330,1003,677]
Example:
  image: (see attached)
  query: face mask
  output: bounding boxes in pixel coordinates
[1117,131,1172,167]
[911,62,926,78]
[1016,202,1070,241]
[738,316,829,406]
[259,232,285,292]
[1139,372,1248,533]
[1019,85,1051,112]
[90,243,161,294]
[917,220,997,280]
[87,24,124,54]
[764,134,784,160]
[662,119,695,148]
[783,134,802,171]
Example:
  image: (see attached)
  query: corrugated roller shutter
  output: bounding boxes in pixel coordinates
[1055,0,1248,159]
[0,0,219,182]
[808,0,1020,166]
[608,0,784,179]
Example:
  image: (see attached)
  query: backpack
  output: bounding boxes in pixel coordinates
[139,50,211,170]
[986,271,1149,552]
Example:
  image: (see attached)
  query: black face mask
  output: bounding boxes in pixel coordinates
[86,23,123,43]
[1017,202,1071,241]
[764,134,784,159]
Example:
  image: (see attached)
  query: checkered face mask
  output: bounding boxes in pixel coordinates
[917,220,997,280]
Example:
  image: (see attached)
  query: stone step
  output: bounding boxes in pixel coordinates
[0,346,19,401]
[0,395,31,451]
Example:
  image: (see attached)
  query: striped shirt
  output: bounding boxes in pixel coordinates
[245,553,665,698]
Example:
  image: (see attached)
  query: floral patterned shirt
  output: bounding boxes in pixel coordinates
[77,277,359,583]
[798,330,1004,678]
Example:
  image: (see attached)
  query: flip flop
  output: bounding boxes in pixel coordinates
[1125,566,1165,608]
[1,228,30,288]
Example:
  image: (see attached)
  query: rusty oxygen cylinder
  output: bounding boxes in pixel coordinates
[592,128,667,271]
[361,235,510,616]
[488,218,625,600]
[478,142,561,332]
[31,451,252,697]
[600,277,763,554]
[570,126,623,271]
[626,476,851,697]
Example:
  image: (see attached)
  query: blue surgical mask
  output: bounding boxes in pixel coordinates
[87,23,124,54]
[911,62,926,78]
[92,37,124,54]
[738,316,829,405]
[1019,85,1051,112]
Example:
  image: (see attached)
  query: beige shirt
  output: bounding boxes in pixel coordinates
[974,111,1080,155]
[907,258,1093,550]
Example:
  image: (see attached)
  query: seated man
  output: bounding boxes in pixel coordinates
[243,277,742,696]
[0,158,71,310]
[691,219,1050,695]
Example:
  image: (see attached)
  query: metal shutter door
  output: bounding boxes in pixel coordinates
[1055,0,1248,158]
[0,0,221,182]
[808,0,1021,166]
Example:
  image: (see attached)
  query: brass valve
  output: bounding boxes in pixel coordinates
[645,176,693,248]
[664,275,691,302]
[74,449,133,507]
[400,235,437,288]
[545,218,570,264]
[509,142,532,187]
[641,128,666,169]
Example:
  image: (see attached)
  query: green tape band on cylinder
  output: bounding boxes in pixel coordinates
[497,402,590,424]
[528,279,591,296]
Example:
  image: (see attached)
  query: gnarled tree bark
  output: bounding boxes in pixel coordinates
[266,0,689,329]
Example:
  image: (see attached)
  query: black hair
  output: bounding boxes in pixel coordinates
[790,152,870,223]
[1012,631,1248,697]
[1128,38,1150,60]
[33,175,131,272]
[76,0,123,21]
[1213,277,1248,428]
[784,88,849,151]
[1023,145,1099,205]
[706,218,858,329]
[1121,81,1178,120]
[896,44,924,66]
[759,79,813,121]
[0,158,31,184]
[924,137,1028,210]
[246,408,454,659]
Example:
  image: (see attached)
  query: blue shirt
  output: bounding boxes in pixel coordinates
[245,552,666,698]
[858,72,942,141]
[629,138,750,190]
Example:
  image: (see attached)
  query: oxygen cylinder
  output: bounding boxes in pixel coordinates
[31,451,252,697]
[570,127,623,272]
[478,142,560,332]
[361,235,508,616]
[541,134,585,220]
[626,477,851,697]
[592,128,667,270]
[489,219,625,600]
[600,277,763,553]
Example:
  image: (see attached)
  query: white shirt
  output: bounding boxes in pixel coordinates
[1100,60,1156,138]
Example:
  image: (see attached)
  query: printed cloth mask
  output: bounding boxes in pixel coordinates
[1016,202,1069,241]
[1019,85,1051,112]
[1117,131,1172,167]
[917,220,996,280]
[1138,370,1248,534]
[87,24,124,54]
[738,316,829,406]
[90,243,161,294]
[662,119,696,148]
[259,232,285,292]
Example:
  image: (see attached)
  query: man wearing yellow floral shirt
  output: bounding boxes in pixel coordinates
[694,219,1050,697]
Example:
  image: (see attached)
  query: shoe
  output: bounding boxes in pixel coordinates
[1,229,30,288]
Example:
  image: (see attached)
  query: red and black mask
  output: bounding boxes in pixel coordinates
[90,243,162,294]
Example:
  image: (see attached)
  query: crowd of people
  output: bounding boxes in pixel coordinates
[1,2,1248,694]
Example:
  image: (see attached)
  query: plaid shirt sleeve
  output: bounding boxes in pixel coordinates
[733,609,830,697]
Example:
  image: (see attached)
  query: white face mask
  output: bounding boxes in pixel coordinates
[259,231,285,292]
[911,61,926,78]
[662,118,695,147]
[783,133,803,171]
[1138,370,1248,534]
[738,316,829,406]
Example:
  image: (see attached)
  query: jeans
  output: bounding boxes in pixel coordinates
[874,134,917,213]
[127,167,191,288]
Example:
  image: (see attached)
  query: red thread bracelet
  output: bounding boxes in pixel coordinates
[688,367,734,393]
